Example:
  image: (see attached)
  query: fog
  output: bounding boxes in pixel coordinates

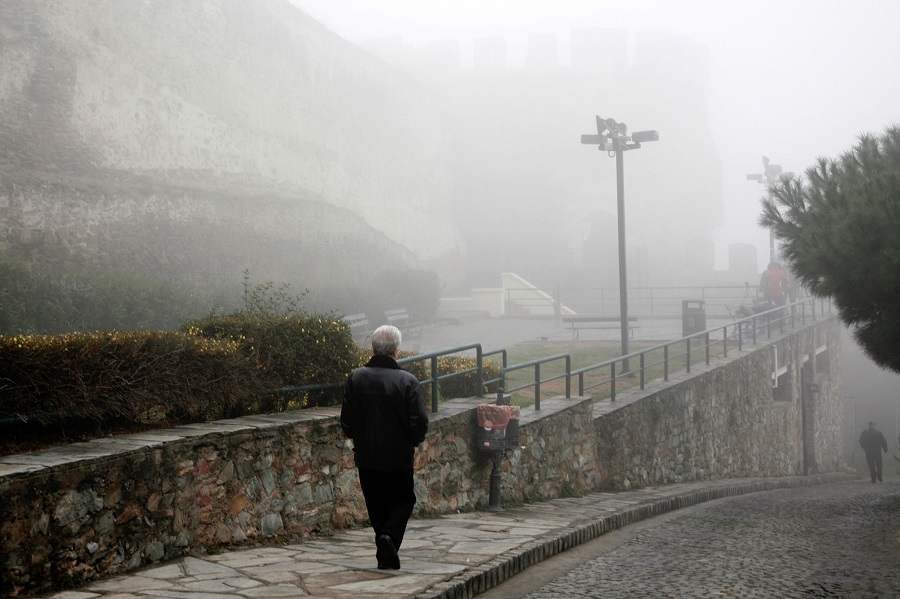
[292,0,900,274]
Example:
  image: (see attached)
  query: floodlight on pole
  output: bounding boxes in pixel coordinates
[581,116,658,372]
[748,156,792,262]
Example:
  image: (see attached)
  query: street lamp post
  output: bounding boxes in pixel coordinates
[747,156,792,262]
[581,116,658,372]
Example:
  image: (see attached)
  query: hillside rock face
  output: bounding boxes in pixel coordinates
[0,0,458,287]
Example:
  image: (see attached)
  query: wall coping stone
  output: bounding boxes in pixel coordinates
[0,394,591,483]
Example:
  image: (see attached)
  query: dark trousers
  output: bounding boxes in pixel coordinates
[358,467,416,549]
[865,451,883,482]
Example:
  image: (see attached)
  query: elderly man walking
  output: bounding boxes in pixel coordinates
[341,325,429,569]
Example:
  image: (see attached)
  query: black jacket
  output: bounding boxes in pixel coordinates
[859,428,888,456]
[341,354,429,471]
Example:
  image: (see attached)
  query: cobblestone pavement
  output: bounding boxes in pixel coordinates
[520,480,900,599]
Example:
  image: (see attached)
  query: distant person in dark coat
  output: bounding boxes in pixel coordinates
[341,325,429,570]
[859,421,888,483]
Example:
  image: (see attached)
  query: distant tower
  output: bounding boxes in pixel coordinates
[570,28,628,71]
[526,33,558,68]
[474,37,506,68]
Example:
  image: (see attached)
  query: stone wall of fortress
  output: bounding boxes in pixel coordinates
[0,0,457,277]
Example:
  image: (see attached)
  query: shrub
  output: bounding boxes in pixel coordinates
[0,330,272,445]
[183,313,360,409]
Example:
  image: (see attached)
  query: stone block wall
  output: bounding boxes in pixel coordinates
[0,176,417,287]
[0,318,842,596]
[0,0,458,267]
[592,318,843,491]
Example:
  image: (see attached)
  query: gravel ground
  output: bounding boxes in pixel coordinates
[521,480,900,599]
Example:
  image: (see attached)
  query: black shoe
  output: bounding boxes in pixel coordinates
[376,534,400,570]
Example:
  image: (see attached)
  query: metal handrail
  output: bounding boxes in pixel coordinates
[266,297,831,414]
[570,297,827,402]
[482,348,507,388]
[500,353,571,410]
[268,344,506,414]
[504,284,810,319]
[397,344,483,413]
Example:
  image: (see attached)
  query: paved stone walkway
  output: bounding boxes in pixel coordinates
[520,479,900,599]
[43,474,851,599]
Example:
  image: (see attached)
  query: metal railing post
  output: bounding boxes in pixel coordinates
[664,345,669,381]
[610,363,616,402]
[640,353,645,390]
[476,347,483,397]
[686,337,692,373]
[534,363,541,410]
[705,332,711,365]
[430,356,439,413]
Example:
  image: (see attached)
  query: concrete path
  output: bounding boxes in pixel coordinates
[43,474,850,599]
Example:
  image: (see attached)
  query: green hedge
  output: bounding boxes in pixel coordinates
[0,313,502,454]
[0,330,272,445]
[183,312,360,409]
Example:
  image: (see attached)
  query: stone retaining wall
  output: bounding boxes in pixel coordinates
[0,317,842,596]
[593,318,843,491]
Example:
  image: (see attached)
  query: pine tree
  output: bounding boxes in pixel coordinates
[760,125,900,373]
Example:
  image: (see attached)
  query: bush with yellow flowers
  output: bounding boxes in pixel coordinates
[183,312,359,409]
[0,330,274,449]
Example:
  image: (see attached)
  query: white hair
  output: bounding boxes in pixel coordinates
[371,325,402,356]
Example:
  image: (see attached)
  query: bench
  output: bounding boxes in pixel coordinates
[561,315,640,340]
[384,308,423,337]
[342,313,371,340]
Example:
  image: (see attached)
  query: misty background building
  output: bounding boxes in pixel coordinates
[1,0,747,310]
[362,27,726,292]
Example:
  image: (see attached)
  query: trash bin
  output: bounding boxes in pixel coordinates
[475,404,517,452]
[682,299,706,336]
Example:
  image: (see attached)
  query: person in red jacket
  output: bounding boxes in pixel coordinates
[760,261,791,306]
[341,325,429,570]
[859,421,889,483]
